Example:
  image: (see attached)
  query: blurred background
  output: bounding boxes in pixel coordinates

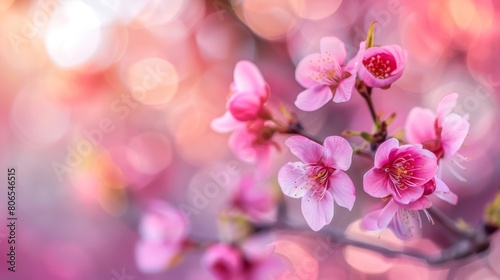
[1,0,499,279]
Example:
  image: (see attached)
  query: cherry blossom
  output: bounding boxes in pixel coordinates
[278,135,355,231]
[294,37,361,111]
[363,138,439,205]
[135,201,188,273]
[358,44,407,88]
[405,93,470,181]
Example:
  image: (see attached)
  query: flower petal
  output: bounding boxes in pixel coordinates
[436,93,459,126]
[229,127,257,163]
[301,190,334,231]
[390,184,425,205]
[363,168,391,198]
[374,138,399,168]
[295,53,322,88]
[390,209,422,240]
[441,113,469,157]
[433,177,458,205]
[320,36,347,65]
[377,199,399,229]
[405,107,436,144]
[329,170,356,210]
[233,60,266,97]
[294,85,332,111]
[285,135,323,163]
[332,71,355,103]
[228,92,263,121]
[322,136,353,170]
[278,162,310,198]
[404,196,432,210]
[211,111,243,133]
[135,241,178,274]
[361,209,383,231]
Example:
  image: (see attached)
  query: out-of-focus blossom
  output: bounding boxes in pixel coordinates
[135,201,188,274]
[405,93,470,181]
[294,37,359,111]
[362,196,432,240]
[228,119,279,174]
[229,175,277,224]
[363,138,438,205]
[278,135,355,231]
[202,241,283,280]
[358,44,407,89]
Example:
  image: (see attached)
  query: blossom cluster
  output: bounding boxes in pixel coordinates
[134,28,471,279]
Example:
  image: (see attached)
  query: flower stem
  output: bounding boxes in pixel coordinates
[284,122,323,144]
[360,87,379,127]
[427,207,475,238]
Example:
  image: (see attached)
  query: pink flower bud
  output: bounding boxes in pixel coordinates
[358,45,407,88]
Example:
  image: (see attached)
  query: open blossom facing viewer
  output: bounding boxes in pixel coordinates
[405,93,470,181]
[363,138,439,205]
[294,37,360,111]
[278,135,355,231]
[135,201,188,273]
[358,44,407,89]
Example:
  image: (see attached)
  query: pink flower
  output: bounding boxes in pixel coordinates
[362,196,432,240]
[229,175,277,223]
[278,135,355,231]
[294,37,360,111]
[135,201,188,273]
[358,44,407,88]
[423,176,458,205]
[227,60,270,122]
[203,242,283,280]
[363,138,439,205]
[405,93,469,160]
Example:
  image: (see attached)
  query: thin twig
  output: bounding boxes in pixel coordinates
[427,207,475,238]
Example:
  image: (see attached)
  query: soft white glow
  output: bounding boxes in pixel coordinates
[45,1,102,69]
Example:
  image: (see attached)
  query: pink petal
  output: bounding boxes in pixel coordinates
[436,93,459,126]
[377,199,399,229]
[390,209,422,240]
[295,53,343,88]
[322,136,352,170]
[332,71,355,103]
[433,177,458,205]
[285,135,323,163]
[203,244,243,279]
[320,36,347,65]
[140,201,188,242]
[390,185,425,205]
[278,162,309,198]
[301,190,334,231]
[405,107,436,144]
[404,196,432,210]
[440,113,469,157]
[211,111,244,133]
[363,168,391,198]
[295,53,322,88]
[361,209,382,230]
[135,241,178,273]
[233,60,266,97]
[374,138,399,168]
[295,85,332,111]
[358,45,406,88]
[228,92,263,121]
[329,170,356,210]
[229,128,257,163]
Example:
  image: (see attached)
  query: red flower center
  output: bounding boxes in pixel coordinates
[363,53,397,79]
